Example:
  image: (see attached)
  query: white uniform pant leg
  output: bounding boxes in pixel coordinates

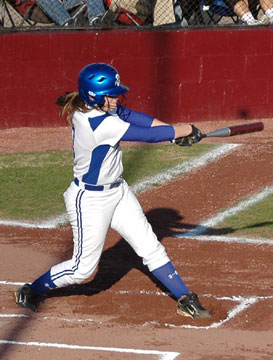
[111,181,170,272]
[51,182,121,287]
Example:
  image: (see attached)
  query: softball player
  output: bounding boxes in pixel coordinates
[15,63,211,319]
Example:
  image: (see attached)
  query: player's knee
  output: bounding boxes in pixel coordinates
[142,243,170,272]
[73,265,96,283]
[71,276,87,285]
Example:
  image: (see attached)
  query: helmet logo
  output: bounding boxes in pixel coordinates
[88,91,96,97]
[115,74,120,87]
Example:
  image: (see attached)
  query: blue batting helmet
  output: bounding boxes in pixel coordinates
[78,63,129,107]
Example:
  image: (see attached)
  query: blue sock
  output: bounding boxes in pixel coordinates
[152,261,190,299]
[30,270,57,294]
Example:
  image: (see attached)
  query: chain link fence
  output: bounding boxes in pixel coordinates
[0,0,271,30]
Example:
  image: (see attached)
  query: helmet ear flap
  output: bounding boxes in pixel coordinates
[87,91,105,107]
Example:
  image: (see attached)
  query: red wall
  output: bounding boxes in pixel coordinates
[1,27,273,129]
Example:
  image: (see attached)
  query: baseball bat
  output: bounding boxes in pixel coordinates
[202,121,264,138]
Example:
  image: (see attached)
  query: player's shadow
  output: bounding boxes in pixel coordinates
[46,207,198,302]
[45,210,273,303]
[200,221,273,236]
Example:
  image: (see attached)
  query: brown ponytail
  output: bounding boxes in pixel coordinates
[55,91,90,125]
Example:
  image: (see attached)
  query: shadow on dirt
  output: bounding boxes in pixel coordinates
[42,210,272,303]
[45,207,197,301]
[202,221,273,236]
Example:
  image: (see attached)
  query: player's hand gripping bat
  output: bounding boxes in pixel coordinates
[173,122,264,146]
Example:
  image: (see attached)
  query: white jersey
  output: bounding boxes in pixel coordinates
[48,103,170,296]
[72,108,130,186]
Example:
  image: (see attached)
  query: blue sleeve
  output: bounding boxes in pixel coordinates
[117,105,154,127]
[121,124,175,143]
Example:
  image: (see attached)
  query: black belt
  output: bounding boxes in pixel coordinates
[74,178,122,191]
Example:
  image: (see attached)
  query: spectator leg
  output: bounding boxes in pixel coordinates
[85,0,106,19]
[259,0,273,10]
[65,0,105,22]
[37,0,71,25]
[232,0,259,22]
[64,0,84,10]
[260,0,273,22]
[153,0,176,25]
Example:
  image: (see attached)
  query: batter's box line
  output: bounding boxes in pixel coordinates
[175,184,273,246]
[1,285,273,330]
[165,295,273,330]
[0,340,180,360]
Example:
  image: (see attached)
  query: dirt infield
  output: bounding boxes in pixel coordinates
[0,119,273,359]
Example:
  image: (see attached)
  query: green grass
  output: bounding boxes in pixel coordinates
[0,151,73,220]
[122,143,216,184]
[0,144,216,221]
[1,143,272,239]
[211,194,273,239]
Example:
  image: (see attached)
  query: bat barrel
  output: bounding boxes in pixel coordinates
[204,121,264,138]
[229,122,264,136]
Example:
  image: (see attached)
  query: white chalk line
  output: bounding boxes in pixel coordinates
[0,214,68,229]
[0,144,268,357]
[1,286,181,359]
[167,296,259,330]
[0,340,180,360]
[0,295,271,358]
[0,144,238,229]
[185,234,273,245]
[1,294,272,330]
[131,143,239,194]
[175,184,273,245]
[1,280,273,330]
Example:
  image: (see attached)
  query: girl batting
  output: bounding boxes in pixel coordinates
[15,63,211,319]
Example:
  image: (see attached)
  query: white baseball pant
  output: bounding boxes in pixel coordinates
[50,180,170,287]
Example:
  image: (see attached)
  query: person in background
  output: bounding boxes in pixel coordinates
[36,0,106,26]
[258,0,273,23]
[180,0,272,26]
[231,0,271,25]
[153,0,176,26]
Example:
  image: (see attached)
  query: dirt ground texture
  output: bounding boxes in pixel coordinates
[0,119,273,360]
